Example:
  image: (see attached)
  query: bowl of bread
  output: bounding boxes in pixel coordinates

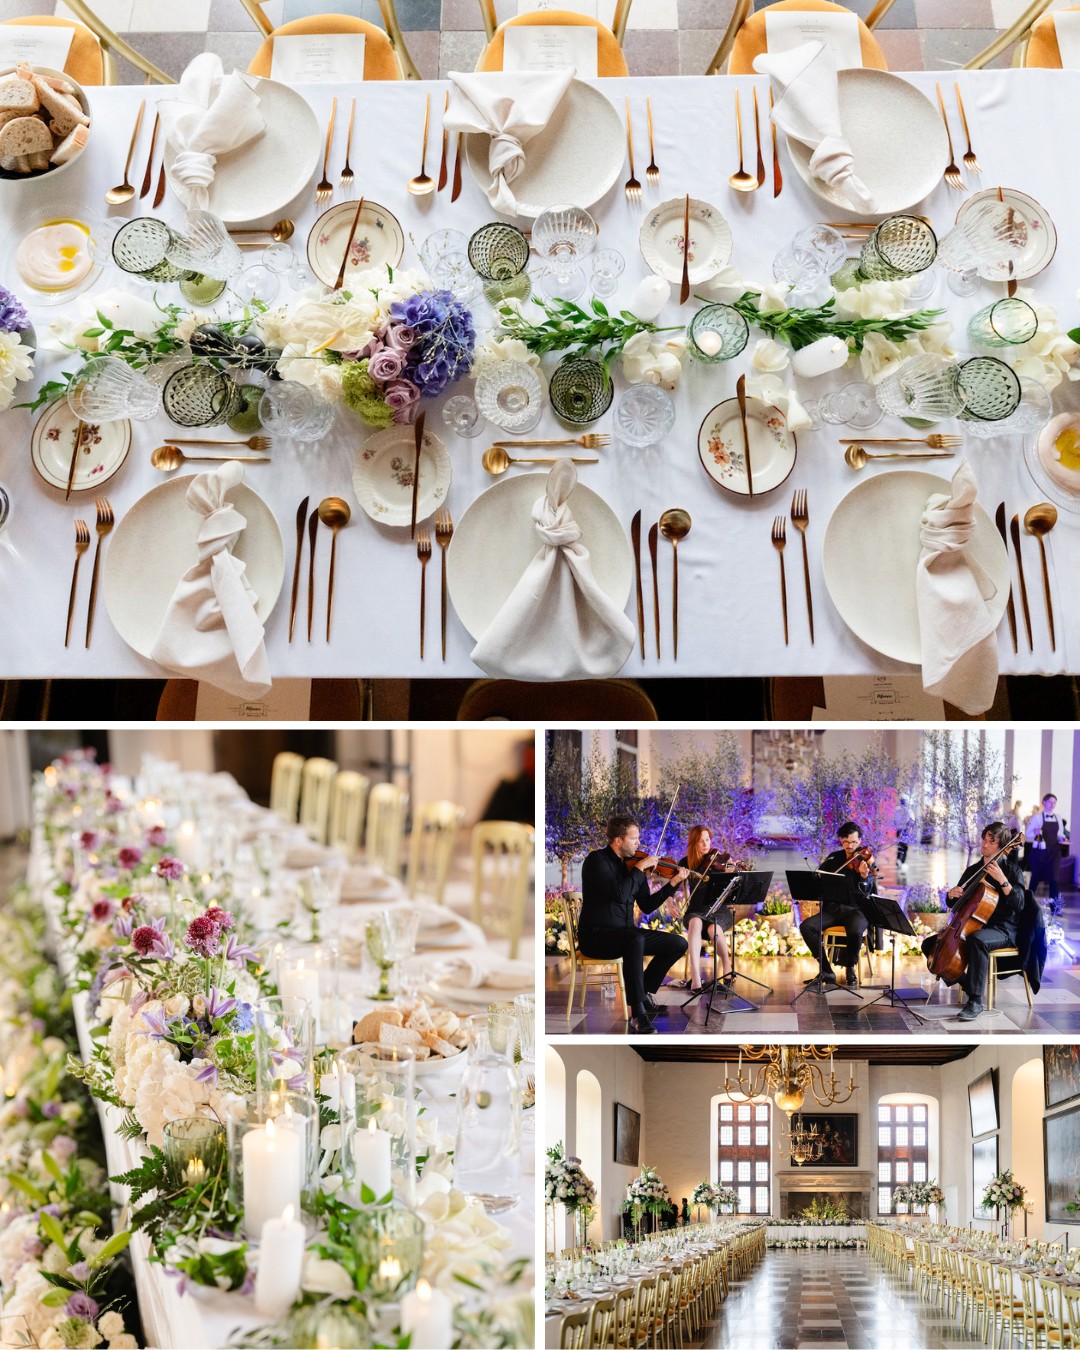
[0,63,90,180]
[352,1000,467,1071]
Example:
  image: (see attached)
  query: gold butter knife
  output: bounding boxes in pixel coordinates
[288,495,309,643]
[648,521,660,660]
[630,509,644,660]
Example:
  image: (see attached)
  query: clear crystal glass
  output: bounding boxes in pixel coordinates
[442,393,484,438]
[773,224,846,292]
[430,250,481,304]
[967,297,1038,348]
[365,909,420,1002]
[259,380,336,442]
[166,210,243,280]
[335,1047,418,1209]
[454,1013,522,1213]
[688,303,749,362]
[531,204,598,301]
[420,227,470,274]
[67,355,163,422]
[0,484,10,533]
[938,199,1028,296]
[957,356,1022,422]
[232,262,280,307]
[262,243,296,275]
[875,356,965,421]
[616,384,675,448]
[591,248,625,299]
[806,381,883,430]
[474,360,544,433]
[833,215,937,290]
[968,376,1051,438]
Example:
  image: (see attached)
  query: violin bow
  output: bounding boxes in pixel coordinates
[653,785,680,858]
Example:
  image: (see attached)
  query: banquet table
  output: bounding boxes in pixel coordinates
[2,70,1079,684]
[765,1221,866,1243]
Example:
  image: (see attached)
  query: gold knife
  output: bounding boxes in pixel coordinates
[770,89,781,198]
[679,193,691,306]
[437,90,449,191]
[307,507,319,643]
[153,159,166,208]
[1010,514,1033,652]
[648,521,661,660]
[410,410,426,541]
[333,195,365,292]
[630,509,644,660]
[753,86,765,190]
[65,420,85,502]
[737,373,754,499]
[139,111,159,200]
[451,131,463,203]
[995,501,1017,655]
[288,495,309,643]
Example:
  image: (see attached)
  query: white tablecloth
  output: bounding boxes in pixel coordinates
[2,72,1077,680]
[766,1222,866,1242]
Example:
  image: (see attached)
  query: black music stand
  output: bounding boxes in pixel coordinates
[680,873,770,1018]
[723,870,774,1000]
[860,893,932,1023]
[787,870,864,1004]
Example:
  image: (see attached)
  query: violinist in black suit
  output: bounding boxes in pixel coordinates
[800,821,873,987]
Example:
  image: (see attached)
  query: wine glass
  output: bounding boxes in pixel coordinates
[366,909,421,1001]
[531,204,598,301]
[67,355,162,422]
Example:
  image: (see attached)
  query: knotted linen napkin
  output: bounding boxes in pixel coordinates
[158,53,265,210]
[427,949,534,991]
[444,68,574,216]
[470,459,636,679]
[150,461,271,699]
[754,40,874,210]
[916,461,999,715]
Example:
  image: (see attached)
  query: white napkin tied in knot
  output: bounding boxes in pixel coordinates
[150,461,271,699]
[754,40,874,211]
[445,68,574,215]
[916,461,999,715]
[470,459,636,680]
[159,53,265,210]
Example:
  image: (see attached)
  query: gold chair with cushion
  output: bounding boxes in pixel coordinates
[475,1,632,77]
[27,0,172,83]
[709,0,897,77]
[1,16,104,85]
[457,678,657,720]
[1021,3,1078,67]
[823,925,875,981]
[986,947,1034,1012]
[558,1307,590,1350]
[561,892,628,1021]
[240,0,420,80]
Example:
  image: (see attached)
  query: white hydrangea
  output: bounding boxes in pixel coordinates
[0,1268,65,1348]
[0,1212,39,1285]
[96,1312,125,1341]
[106,1337,137,1349]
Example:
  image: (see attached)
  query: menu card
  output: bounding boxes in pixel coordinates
[502,24,599,76]
[764,10,863,70]
[0,24,75,72]
[812,676,946,721]
[269,33,365,83]
[195,679,313,721]
[517,0,598,14]
[1054,12,1080,68]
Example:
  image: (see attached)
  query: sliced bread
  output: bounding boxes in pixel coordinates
[0,77,39,117]
[50,123,88,166]
[0,115,53,163]
[29,75,87,136]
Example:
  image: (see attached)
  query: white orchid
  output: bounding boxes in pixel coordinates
[1009,287,1080,392]
[745,371,813,432]
[620,329,686,389]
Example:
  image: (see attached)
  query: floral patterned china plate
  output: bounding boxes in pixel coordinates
[639,197,732,286]
[351,424,451,527]
[956,187,1057,282]
[306,200,404,287]
[31,399,130,493]
[697,397,797,497]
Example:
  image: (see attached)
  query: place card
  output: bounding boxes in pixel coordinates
[0,24,75,72]
[502,24,599,76]
[517,0,598,15]
[194,679,313,721]
[764,10,863,70]
[812,676,946,721]
[269,33,365,84]
[1054,13,1080,69]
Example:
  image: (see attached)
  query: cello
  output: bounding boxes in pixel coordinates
[926,829,1024,986]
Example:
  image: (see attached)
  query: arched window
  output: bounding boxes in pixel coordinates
[545,1045,566,1150]
[576,1070,603,1240]
[715,1097,771,1216]
[878,1101,929,1214]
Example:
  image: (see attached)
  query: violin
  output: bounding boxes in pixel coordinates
[926,830,1023,987]
[626,850,690,881]
[827,845,878,878]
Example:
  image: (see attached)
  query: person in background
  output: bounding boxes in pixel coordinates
[680,1197,690,1226]
[1026,792,1069,902]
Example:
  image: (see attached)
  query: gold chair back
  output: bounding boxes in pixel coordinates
[269,751,304,823]
[471,820,534,959]
[365,781,409,877]
[476,7,631,77]
[709,0,893,76]
[327,771,370,858]
[239,0,420,79]
[407,799,464,905]
[45,0,172,82]
[299,756,338,845]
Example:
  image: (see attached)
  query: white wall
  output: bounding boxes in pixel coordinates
[107,730,215,777]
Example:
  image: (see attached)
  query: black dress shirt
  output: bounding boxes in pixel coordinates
[819,849,875,904]
[951,855,1025,932]
[579,845,666,935]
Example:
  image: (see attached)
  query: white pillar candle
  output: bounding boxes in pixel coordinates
[790,335,850,378]
[280,959,320,1043]
[322,1063,355,1115]
[401,1279,453,1349]
[253,1203,305,1318]
[175,820,206,870]
[353,1118,392,1201]
[631,275,670,322]
[242,1117,302,1238]
[274,1098,308,1168]
[695,329,723,356]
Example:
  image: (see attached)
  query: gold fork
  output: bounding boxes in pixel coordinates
[417,528,431,659]
[645,96,660,187]
[85,497,114,648]
[315,97,337,206]
[935,83,966,192]
[771,515,788,647]
[954,82,981,176]
[435,507,454,661]
[790,489,813,645]
[840,435,962,449]
[494,434,610,449]
[66,519,90,648]
[170,435,272,452]
[623,98,641,204]
[340,96,355,192]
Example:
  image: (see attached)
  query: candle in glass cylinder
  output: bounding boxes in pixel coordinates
[353,1118,392,1201]
[322,1062,355,1115]
[242,1117,302,1237]
[253,1204,305,1317]
[280,959,320,1042]
[401,1279,453,1349]
[695,329,723,357]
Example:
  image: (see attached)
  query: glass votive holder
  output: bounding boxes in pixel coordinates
[805,382,882,431]
[162,362,245,429]
[591,248,625,299]
[467,222,531,304]
[957,356,1022,422]
[278,941,339,1046]
[161,1115,225,1189]
[232,261,280,307]
[454,1014,521,1212]
[616,384,675,449]
[336,1046,417,1207]
[549,355,613,426]
[967,297,1039,349]
[226,1092,318,1238]
[420,227,469,274]
[259,379,336,443]
[474,360,544,434]
[687,304,749,363]
[514,993,536,1129]
[430,250,482,304]
[254,994,315,1096]
[349,1207,424,1300]
[441,393,485,439]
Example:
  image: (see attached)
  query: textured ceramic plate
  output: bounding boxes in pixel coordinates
[164,77,320,224]
[352,424,451,528]
[822,471,1008,665]
[306,199,404,287]
[463,79,623,218]
[697,397,797,497]
[31,400,130,493]
[103,476,284,660]
[446,472,631,639]
[639,197,732,285]
[786,69,948,214]
[956,187,1057,282]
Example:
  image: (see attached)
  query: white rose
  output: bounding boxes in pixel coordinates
[756,283,789,314]
[312,363,345,405]
[751,338,790,374]
[108,1338,138,1350]
[162,993,189,1018]
[301,1255,354,1298]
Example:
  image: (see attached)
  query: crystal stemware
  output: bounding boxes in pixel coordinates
[467,222,531,304]
[937,198,1028,296]
[591,248,625,299]
[531,204,598,301]
[166,210,244,281]
[162,363,245,428]
[616,384,675,448]
[258,380,336,442]
[549,355,613,426]
[832,215,937,290]
[875,356,965,422]
[420,227,470,274]
[956,356,1022,423]
[474,360,544,433]
[67,354,163,422]
[365,909,420,1001]
[805,381,883,430]
[967,297,1038,349]
[442,393,485,439]
[232,262,280,307]
[773,224,846,304]
[687,303,749,362]
[429,250,482,304]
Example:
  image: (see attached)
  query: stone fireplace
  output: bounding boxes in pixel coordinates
[778,1170,874,1219]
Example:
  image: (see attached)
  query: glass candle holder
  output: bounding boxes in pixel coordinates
[467,223,531,304]
[162,363,245,428]
[430,250,482,304]
[832,215,937,291]
[549,356,613,426]
[161,1116,225,1189]
[420,227,470,274]
[591,248,625,299]
[226,1091,318,1238]
[348,1207,424,1300]
[454,1012,522,1213]
[615,384,675,449]
[336,1046,417,1207]
[67,355,163,423]
[875,356,965,422]
[441,393,485,439]
[254,994,315,1096]
[474,360,544,434]
[232,262,280,308]
[687,304,750,363]
[967,297,1039,349]
[957,356,1022,422]
[365,909,421,1002]
[278,942,339,1045]
[514,993,536,1130]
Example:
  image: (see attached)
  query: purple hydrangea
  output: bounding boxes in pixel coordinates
[389,289,476,400]
[0,285,29,336]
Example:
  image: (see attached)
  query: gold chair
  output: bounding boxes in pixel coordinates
[327,770,370,859]
[457,678,657,720]
[471,819,533,960]
[1,16,104,85]
[561,893,628,1020]
[558,1307,591,1350]
[993,1262,1026,1349]
[407,799,464,905]
[630,1277,656,1349]
[823,925,875,981]
[299,756,338,845]
[1041,1276,1073,1347]
[987,947,1034,1012]
[588,1294,616,1349]
[612,1284,636,1348]
[708,0,897,77]
[1019,1270,1046,1347]
[963,0,1055,68]
[476,2,633,77]
[30,0,172,83]
[365,781,409,877]
[269,750,304,823]
[239,0,420,80]
[1062,1285,1080,1350]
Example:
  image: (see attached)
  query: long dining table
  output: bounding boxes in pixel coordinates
[2,70,1078,686]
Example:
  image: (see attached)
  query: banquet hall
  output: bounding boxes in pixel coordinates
[545,1039,1080,1349]
[0,726,536,1349]
[546,724,1080,1036]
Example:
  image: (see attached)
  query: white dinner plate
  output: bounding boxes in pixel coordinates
[306,199,404,287]
[102,476,284,660]
[822,470,1009,665]
[164,78,320,225]
[786,68,948,215]
[428,977,534,1006]
[697,397,797,497]
[446,472,632,640]
[956,187,1057,282]
[639,197,732,286]
[351,424,451,528]
[31,399,130,493]
[464,79,624,218]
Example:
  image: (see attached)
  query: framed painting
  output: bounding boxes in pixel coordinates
[968,1069,999,1138]
[614,1102,640,1167]
[1044,1045,1080,1110]
[790,1113,858,1167]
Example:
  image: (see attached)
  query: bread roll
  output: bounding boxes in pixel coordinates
[0,77,38,117]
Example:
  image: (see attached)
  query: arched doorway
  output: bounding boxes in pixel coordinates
[576,1069,603,1241]
[1012,1057,1045,1238]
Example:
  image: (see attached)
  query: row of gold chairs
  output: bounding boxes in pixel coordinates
[4,2,1070,88]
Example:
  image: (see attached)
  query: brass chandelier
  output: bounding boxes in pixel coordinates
[723,1045,858,1118]
[782,1115,824,1166]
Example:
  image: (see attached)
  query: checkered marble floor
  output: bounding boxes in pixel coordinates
[18,0,1080,82]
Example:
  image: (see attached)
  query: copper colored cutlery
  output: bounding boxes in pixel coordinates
[994,502,1017,655]
[630,510,645,660]
[936,83,967,193]
[139,111,159,201]
[85,497,114,648]
[648,521,660,659]
[451,132,464,203]
[1009,513,1033,652]
[438,90,450,192]
[753,86,766,190]
[435,507,454,661]
[771,515,788,646]
[770,89,781,198]
[288,495,309,643]
[623,98,641,204]
[340,97,356,192]
[954,82,981,176]
[645,97,660,186]
[633,512,688,662]
[316,98,337,206]
[66,519,90,648]
[790,489,813,644]
[307,506,319,642]
[417,528,431,658]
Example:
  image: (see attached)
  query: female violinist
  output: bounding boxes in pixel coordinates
[921,821,1025,1021]
[653,825,738,993]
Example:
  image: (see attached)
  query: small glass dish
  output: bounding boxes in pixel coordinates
[442,393,485,439]
[616,385,675,448]
[474,360,544,434]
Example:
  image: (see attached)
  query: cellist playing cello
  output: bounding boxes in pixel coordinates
[922,822,1026,1021]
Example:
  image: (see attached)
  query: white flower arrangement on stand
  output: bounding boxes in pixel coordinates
[544,1142,597,1253]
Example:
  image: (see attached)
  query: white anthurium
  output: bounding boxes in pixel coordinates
[832,278,917,321]
[697,265,746,305]
[746,371,813,432]
[751,338,790,373]
[301,1254,355,1299]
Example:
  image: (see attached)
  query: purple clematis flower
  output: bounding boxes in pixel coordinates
[41,1101,60,1119]
[194,1063,219,1086]
[129,990,150,1015]
[205,987,236,1021]
[137,1007,169,1039]
[113,914,134,939]
[66,1292,99,1322]
[224,935,258,968]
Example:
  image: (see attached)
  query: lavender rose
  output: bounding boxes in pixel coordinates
[384,322,418,354]
[367,346,405,383]
[383,376,421,421]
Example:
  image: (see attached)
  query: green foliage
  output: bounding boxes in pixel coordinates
[496,296,681,374]
[730,291,946,352]
[921,730,1015,860]
[654,733,770,857]
[111,1146,166,1205]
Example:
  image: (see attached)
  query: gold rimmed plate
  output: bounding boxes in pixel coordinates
[31,400,130,493]
[639,196,732,286]
[306,199,404,287]
[351,423,451,528]
[956,187,1057,282]
[697,397,797,497]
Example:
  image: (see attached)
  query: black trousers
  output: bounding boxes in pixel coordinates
[1029,851,1060,900]
[800,905,868,971]
[578,926,688,1010]
[961,925,1019,1001]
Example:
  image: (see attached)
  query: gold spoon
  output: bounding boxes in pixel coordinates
[230,219,296,244]
[844,445,956,471]
[481,446,598,476]
[150,445,269,472]
[658,508,691,660]
[728,90,757,194]
[1024,501,1058,652]
[317,496,351,641]
[105,99,145,205]
[408,93,435,197]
